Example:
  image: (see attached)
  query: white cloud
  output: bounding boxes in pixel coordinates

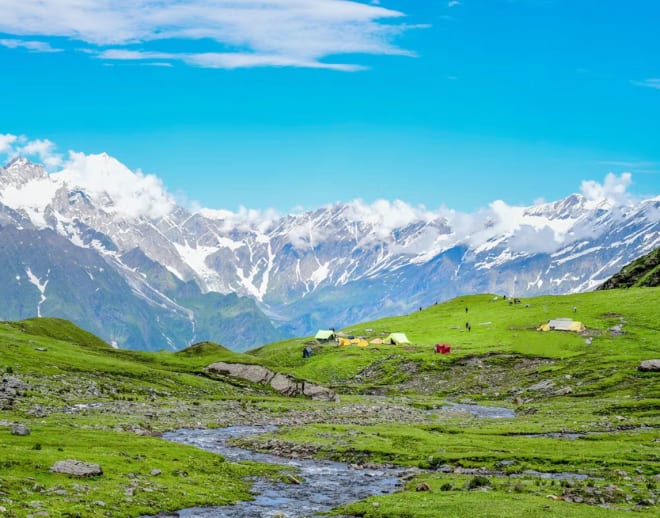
[0,38,62,52]
[0,133,64,169]
[448,1,461,7]
[631,78,660,90]
[580,172,632,206]
[344,199,437,239]
[0,0,420,70]
[53,152,175,219]
[0,133,18,154]
[198,206,280,233]
[19,139,64,168]
[507,225,560,254]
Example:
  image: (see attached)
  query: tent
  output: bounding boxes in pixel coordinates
[435,343,451,354]
[353,338,369,347]
[385,333,410,345]
[338,337,352,346]
[537,318,585,332]
[370,338,384,344]
[315,329,336,341]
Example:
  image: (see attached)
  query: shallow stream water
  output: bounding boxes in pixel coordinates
[162,426,404,518]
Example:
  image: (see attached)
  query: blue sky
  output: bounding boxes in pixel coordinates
[1,0,659,213]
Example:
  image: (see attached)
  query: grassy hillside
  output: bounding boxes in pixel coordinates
[250,289,659,396]
[245,288,660,516]
[1,287,658,517]
[0,319,286,516]
[599,247,660,289]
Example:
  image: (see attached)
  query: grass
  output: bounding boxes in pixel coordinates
[1,287,659,516]
[0,424,275,517]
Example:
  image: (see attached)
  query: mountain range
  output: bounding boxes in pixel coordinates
[1,153,658,351]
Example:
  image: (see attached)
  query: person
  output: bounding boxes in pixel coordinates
[303,346,312,358]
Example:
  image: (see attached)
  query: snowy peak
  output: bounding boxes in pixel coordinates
[2,156,48,185]
[0,152,658,347]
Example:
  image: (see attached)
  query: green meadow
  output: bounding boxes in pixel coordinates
[1,287,659,516]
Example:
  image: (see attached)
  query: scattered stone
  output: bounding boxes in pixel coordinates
[50,460,103,477]
[527,380,555,392]
[638,359,660,372]
[551,386,573,396]
[11,423,30,436]
[35,348,47,352]
[287,475,301,485]
[416,483,431,492]
[609,324,625,336]
[150,469,162,477]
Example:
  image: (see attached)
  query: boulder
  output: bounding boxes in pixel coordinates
[269,372,300,397]
[50,460,103,477]
[206,362,339,401]
[638,359,660,372]
[11,423,30,436]
[206,362,274,384]
[302,382,340,402]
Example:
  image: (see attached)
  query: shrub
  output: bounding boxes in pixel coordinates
[467,476,490,490]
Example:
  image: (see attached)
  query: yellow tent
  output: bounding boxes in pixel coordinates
[355,338,369,347]
[338,337,352,346]
[537,318,585,332]
[385,333,410,345]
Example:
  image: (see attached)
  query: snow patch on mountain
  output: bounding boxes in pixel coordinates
[25,267,49,317]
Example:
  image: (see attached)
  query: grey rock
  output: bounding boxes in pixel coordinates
[302,382,339,402]
[50,460,103,477]
[527,380,555,392]
[638,359,660,372]
[609,324,625,336]
[11,423,30,436]
[206,362,339,402]
[551,386,573,396]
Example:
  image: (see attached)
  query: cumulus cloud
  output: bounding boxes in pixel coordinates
[0,133,64,169]
[198,206,280,233]
[581,172,632,206]
[0,0,421,70]
[507,225,561,254]
[20,138,64,168]
[344,199,437,239]
[0,133,19,154]
[53,152,175,219]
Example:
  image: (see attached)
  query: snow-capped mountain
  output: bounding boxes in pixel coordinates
[1,154,658,349]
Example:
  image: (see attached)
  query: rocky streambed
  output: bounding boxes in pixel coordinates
[161,426,405,518]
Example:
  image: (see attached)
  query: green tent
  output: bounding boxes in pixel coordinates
[385,333,410,345]
[315,329,336,341]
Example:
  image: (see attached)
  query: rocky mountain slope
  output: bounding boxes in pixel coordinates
[1,154,659,350]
